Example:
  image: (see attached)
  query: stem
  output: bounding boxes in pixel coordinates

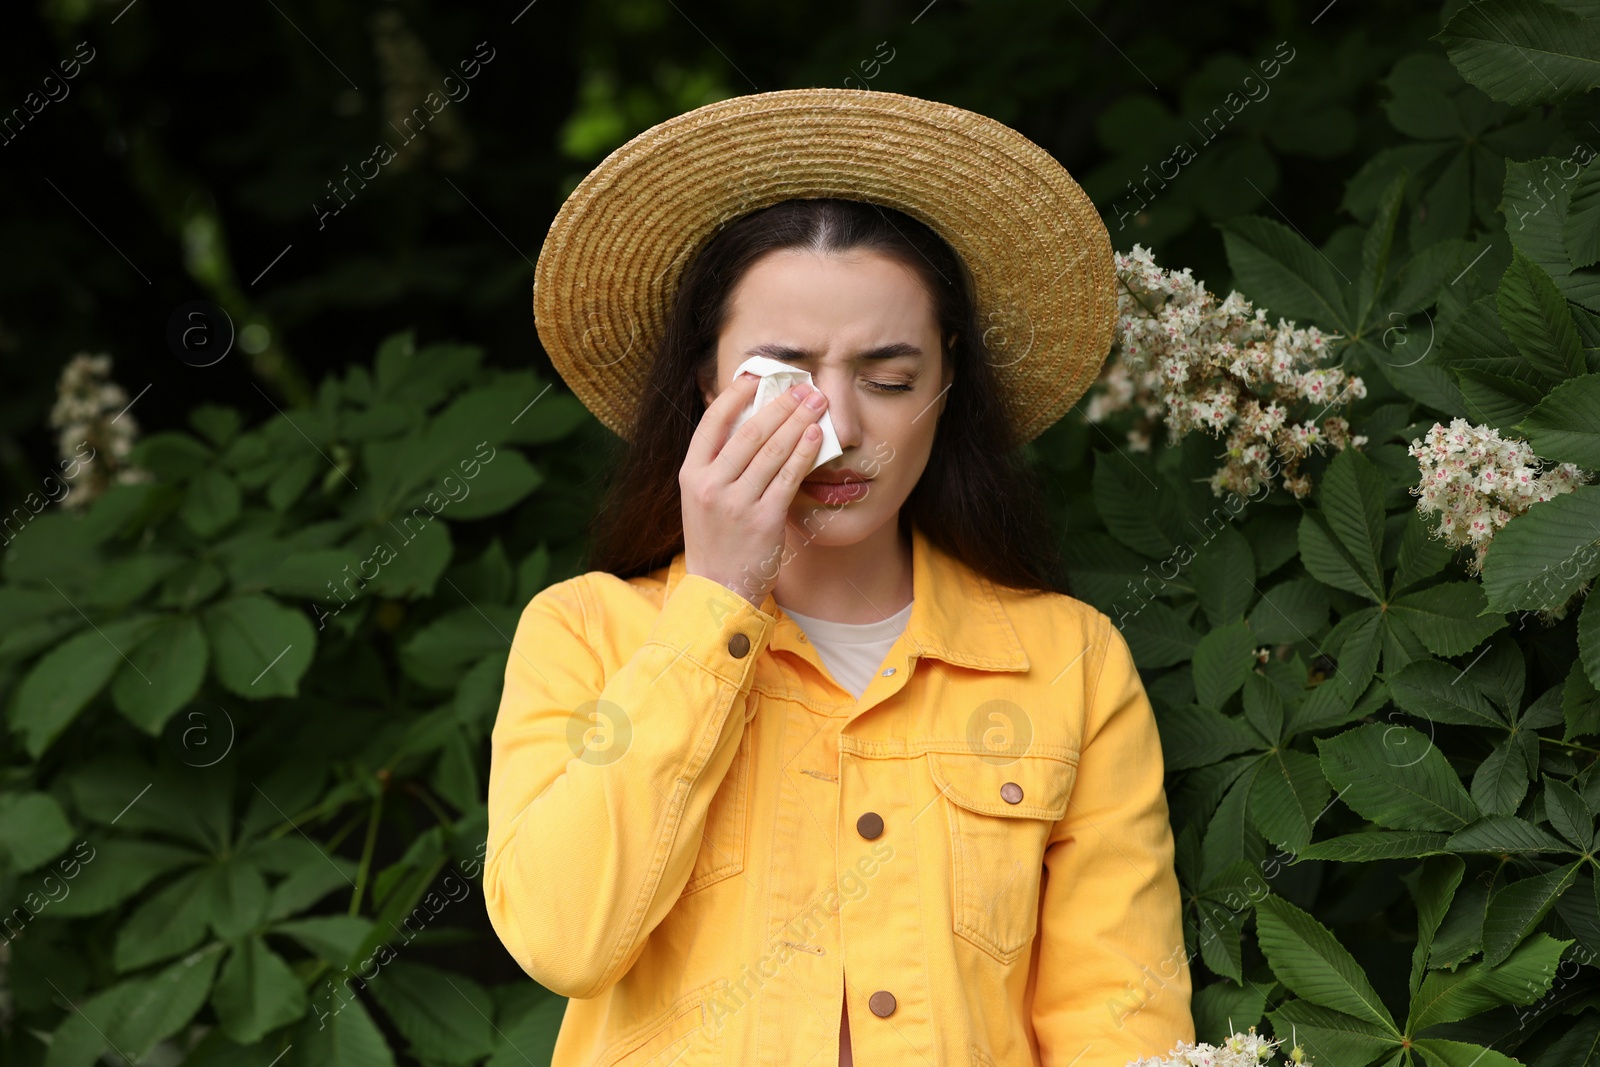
[349,789,385,916]
[1538,735,1600,756]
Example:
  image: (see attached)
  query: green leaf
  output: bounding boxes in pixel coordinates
[1119,601,1202,669]
[1470,734,1535,815]
[108,942,227,1061]
[203,595,315,698]
[1296,831,1450,862]
[1405,854,1466,1001]
[50,838,200,918]
[1316,723,1479,832]
[1320,448,1388,601]
[362,517,454,600]
[1522,372,1600,468]
[1506,157,1600,311]
[1528,1009,1600,1066]
[1545,778,1595,850]
[1435,0,1600,106]
[1388,657,1506,729]
[1482,861,1582,966]
[211,937,307,1045]
[292,989,398,1067]
[1192,620,1257,710]
[485,993,565,1067]
[205,858,270,941]
[1446,814,1575,854]
[1388,583,1508,657]
[364,962,496,1063]
[1265,1000,1402,1067]
[261,841,358,922]
[1254,894,1397,1032]
[1299,512,1378,600]
[436,449,543,520]
[1582,591,1600,692]
[1291,608,1385,733]
[1247,578,1331,644]
[399,604,519,691]
[1392,511,1456,597]
[131,432,213,480]
[1499,247,1589,380]
[273,915,373,968]
[1359,171,1409,329]
[10,615,160,758]
[1569,155,1600,271]
[111,614,208,735]
[1566,655,1600,741]
[1419,931,1570,1029]
[1219,215,1351,330]
[0,792,73,872]
[1480,484,1600,613]
[179,469,242,539]
[1415,1040,1532,1067]
[1192,527,1256,628]
[114,868,213,971]
[1091,454,1182,559]
[1169,733,1257,805]
[1241,671,1285,745]
[1249,749,1330,853]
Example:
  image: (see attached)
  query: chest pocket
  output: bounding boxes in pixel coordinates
[681,726,754,896]
[928,750,1077,964]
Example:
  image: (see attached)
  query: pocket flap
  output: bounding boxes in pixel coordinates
[927,750,1076,820]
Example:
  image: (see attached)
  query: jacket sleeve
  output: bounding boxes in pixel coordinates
[1031,611,1194,1066]
[483,571,775,999]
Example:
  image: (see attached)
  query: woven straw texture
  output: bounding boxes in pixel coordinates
[532,86,1115,445]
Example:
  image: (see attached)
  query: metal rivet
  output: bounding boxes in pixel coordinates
[1000,782,1023,804]
[728,633,751,658]
[882,667,896,676]
[868,990,897,1018]
[857,812,884,840]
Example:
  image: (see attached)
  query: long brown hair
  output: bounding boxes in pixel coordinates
[582,197,1073,600]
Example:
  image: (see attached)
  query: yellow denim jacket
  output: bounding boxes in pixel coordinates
[485,522,1193,1066]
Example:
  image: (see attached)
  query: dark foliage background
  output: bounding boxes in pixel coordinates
[7,0,1600,1065]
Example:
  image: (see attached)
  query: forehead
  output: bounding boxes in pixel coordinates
[721,249,937,341]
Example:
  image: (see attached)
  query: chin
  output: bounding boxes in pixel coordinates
[785,494,900,548]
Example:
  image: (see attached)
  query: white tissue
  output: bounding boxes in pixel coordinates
[728,355,844,472]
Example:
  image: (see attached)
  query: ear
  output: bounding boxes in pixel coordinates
[695,362,717,408]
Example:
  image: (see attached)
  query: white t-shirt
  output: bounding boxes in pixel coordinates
[779,599,914,700]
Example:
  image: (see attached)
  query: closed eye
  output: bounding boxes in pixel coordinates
[868,381,915,393]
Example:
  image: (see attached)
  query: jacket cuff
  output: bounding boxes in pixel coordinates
[644,573,776,692]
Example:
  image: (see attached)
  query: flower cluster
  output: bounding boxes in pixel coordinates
[47,353,149,509]
[1126,1027,1312,1067]
[1087,244,1367,499]
[1406,417,1592,576]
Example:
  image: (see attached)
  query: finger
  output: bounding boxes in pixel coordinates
[760,421,826,509]
[738,388,827,496]
[685,370,761,469]
[713,379,817,485]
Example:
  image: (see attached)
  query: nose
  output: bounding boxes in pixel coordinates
[809,369,860,450]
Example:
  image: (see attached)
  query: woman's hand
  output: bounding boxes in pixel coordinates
[681,370,831,609]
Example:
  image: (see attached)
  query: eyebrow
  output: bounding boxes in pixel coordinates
[743,342,923,362]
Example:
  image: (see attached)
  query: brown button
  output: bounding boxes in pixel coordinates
[1000,782,1023,804]
[728,633,751,658]
[868,991,896,1018]
[856,812,884,840]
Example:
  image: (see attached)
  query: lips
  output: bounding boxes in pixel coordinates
[802,468,871,485]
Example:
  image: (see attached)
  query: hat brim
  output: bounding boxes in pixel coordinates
[532,86,1116,445]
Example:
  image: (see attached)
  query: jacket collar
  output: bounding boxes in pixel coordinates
[661,522,1030,673]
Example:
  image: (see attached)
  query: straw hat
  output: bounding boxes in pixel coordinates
[531,86,1116,446]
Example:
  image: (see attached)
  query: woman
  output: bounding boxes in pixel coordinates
[485,88,1193,1066]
